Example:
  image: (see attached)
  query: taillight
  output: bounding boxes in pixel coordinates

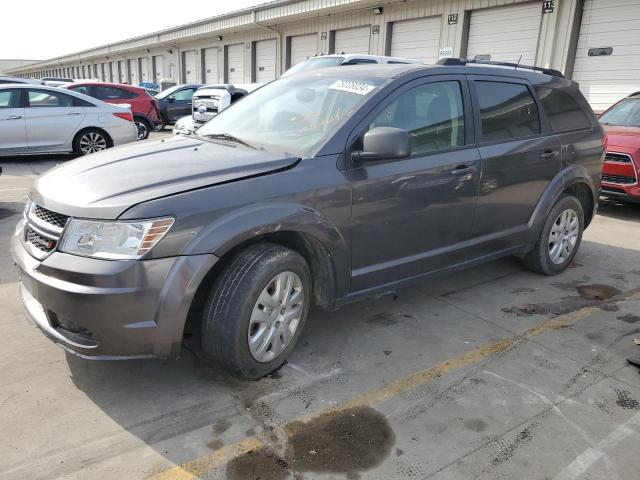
[113,112,133,122]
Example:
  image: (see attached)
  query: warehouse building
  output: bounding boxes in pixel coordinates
[7,0,640,112]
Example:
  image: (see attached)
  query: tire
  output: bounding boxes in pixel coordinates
[201,243,312,379]
[72,128,111,156]
[522,195,584,275]
[134,118,151,140]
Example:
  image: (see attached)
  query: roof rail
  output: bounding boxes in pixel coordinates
[436,58,565,78]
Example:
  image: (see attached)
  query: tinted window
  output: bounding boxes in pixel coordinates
[0,90,20,108]
[173,88,196,101]
[73,96,95,107]
[343,59,377,65]
[536,87,592,131]
[476,81,540,142]
[27,90,74,107]
[95,86,136,100]
[369,81,465,155]
[71,85,92,96]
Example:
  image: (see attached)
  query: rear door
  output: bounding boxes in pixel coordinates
[468,76,561,240]
[24,89,85,149]
[349,76,480,291]
[0,89,27,152]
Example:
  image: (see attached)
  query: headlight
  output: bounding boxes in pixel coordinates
[59,217,174,260]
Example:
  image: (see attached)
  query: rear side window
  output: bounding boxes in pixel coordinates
[536,87,591,132]
[476,81,540,142]
[95,86,136,100]
[27,90,74,107]
[0,90,20,108]
[71,85,92,96]
[73,96,95,107]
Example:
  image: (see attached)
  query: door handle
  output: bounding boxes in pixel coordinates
[451,165,476,176]
[187,102,192,106]
[540,150,559,160]
[68,112,82,116]
[6,115,22,120]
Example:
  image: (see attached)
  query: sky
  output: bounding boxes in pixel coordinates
[0,0,265,60]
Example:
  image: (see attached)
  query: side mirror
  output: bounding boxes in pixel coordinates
[167,95,175,102]
[352,127,410,162]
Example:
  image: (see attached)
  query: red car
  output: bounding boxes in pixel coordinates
[63,82,162,140]
[599,93,640,203]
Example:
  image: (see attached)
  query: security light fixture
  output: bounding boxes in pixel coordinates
[373,6,383,14]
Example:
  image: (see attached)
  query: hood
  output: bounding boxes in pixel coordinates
[603,125,640,149]
[31,135,299,219]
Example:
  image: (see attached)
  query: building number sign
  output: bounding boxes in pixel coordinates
[542,1,554,14]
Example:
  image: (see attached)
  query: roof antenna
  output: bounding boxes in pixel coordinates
[515,54,523,70]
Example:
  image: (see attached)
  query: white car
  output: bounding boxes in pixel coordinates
[0,84,137,156]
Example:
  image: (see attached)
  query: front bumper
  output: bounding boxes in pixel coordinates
[11,223,218,359]
[600,183,640,203]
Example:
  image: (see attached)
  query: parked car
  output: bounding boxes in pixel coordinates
[282,54,422,77]
[40,76,74,84]
[139,82,160,96]
[173,84,258,135]
[12,60,603,379]
[155,84,202,125]
[598,93,640,203]
[0,76,40,85]
[63,82,162,139]
[0,84,137,156]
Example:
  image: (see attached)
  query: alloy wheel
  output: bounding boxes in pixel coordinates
[135,121,148,140]
[79,132,107,154]
[248,271,305,363]
[548,208,579,265]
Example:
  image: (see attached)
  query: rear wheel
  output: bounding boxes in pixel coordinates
[201,243,311,379]
[72,129,111,156]
[522,195,584,275]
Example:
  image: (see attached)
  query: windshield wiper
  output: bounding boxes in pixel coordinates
[200,133,257,149]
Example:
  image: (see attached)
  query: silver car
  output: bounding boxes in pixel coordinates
[0,84,137,156]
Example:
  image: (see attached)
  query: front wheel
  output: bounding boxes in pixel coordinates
[522,195,584,275]
[201,243,311,379]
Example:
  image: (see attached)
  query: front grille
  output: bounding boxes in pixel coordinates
[33,205,69,229]
[605,152,633,163]
[25,226,57,252]
[602,174,637,185]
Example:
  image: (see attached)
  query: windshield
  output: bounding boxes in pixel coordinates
[599,99,640,127]
[283,57,344,77]
[196,73,384,157]
[155,85,183,99]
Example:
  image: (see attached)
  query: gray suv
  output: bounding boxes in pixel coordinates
[11,59,604,379]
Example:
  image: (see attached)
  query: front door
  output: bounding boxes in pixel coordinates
[468,77,561,239]
[24,89,85,150]
[0,89,27,152]
[349,77,480,292]
[166,87,197,123]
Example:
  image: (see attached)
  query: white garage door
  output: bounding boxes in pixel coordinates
[184,50,198,83]
[227,44,245,83]
[153,55,164,81]
[118,61,125,83]
[389,17,441,63]
[572,0,640,112]
[290,34,317,67]
[204,48,219,83]
[255,39,277,83]
[128,59,138,84]
[334,26,371,55]
[140,57,149,82]
[466,3,542,65]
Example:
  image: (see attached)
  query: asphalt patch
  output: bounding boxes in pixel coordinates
[226,449,291,480]
[285,405,395,476]
[576,284,621,301]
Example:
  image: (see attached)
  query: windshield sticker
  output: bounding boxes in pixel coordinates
[328,80,375,95]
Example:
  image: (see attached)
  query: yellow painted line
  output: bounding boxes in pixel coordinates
[147,291,640,479]
[146,437,263,480]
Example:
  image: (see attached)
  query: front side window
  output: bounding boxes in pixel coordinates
[599,99,640,128]
[536,87,592,132]
[476,81,540,142]
[0,90,20,108]
[27,90,74,107]
[196,73,384,157]
[173,88,196,101]
[369,81,465,155]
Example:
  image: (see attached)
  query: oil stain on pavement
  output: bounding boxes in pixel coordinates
[225,405,394,479]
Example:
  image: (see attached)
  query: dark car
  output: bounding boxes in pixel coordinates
[63,82,162,139]
[12,60,603,379]
[155,84,202,125]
